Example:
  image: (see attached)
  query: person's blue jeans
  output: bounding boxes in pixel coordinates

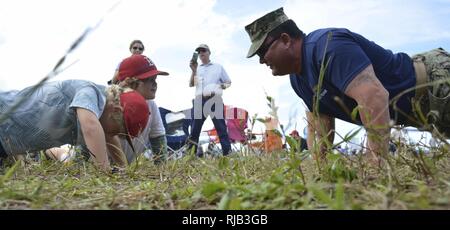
[188,96,231,156]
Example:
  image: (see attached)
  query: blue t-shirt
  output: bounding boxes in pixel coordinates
[0,80,106,155]
[290,28,416,125]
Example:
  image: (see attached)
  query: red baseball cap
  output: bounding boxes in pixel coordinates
[120,91,150,137]
[290,130,300,137]
[117,54,169,82]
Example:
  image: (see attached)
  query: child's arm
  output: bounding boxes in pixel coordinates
[76,108,111,171]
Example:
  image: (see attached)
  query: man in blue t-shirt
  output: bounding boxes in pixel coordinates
[245,8,450,165]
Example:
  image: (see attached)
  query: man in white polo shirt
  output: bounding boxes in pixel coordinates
[188,44,232,156]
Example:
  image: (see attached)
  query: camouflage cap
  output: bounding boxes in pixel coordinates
[245,7,289,58]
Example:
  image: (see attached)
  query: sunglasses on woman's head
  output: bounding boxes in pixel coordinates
[132,47,144,51]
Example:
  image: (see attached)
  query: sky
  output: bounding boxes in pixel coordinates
[0,0,449,144]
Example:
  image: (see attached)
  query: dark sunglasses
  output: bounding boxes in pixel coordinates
[256,36,279,58]
[132,47,144,51]
[197,48,208,53]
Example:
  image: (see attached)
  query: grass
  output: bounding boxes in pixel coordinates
[0,144,448,210]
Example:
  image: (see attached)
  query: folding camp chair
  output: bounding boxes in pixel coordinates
[203,105,250,154]
[236,116,283,154]
[204,106,284,155]
[159,107,192,159]
[203,129,222,155]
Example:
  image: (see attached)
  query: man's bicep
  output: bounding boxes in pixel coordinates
[344,64,384,100]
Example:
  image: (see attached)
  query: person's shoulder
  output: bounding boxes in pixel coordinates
[64,80,106,97]
[208,62,220,67]
[202,62,220,69]
[59,79,98,86]
[305,28,357,58]
[211,62,227,70]
[306,28,332,40]
[309,27,351,34]
[43,80,97,91]
[306,28,351,42]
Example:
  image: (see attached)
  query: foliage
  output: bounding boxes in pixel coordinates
[0,146,448,210]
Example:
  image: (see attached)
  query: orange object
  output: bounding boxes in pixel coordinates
[250,141,264,150]
[203,107,283,154]
[204,105,249,145]
[206,129,220,143]
[264,130,283,153]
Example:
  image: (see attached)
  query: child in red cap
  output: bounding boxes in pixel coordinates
[112,54,170,165]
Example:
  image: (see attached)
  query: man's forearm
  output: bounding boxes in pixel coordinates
[358,96,390,159]
[306,111,334,159]
[189,72,196,87]
[305,112,316,151]
[362,106,390,158]
[344,64,391,161]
